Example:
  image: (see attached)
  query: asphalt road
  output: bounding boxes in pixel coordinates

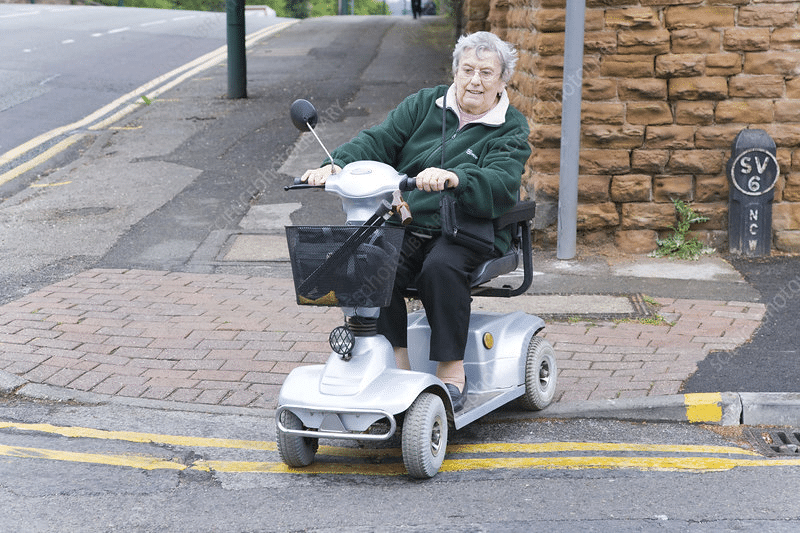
[0,4,279,154]
[1,397,798,531]
[684,256,800,393]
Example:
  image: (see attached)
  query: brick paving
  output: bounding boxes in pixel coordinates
[0,269,765,410]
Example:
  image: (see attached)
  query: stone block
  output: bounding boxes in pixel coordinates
[582,124,646,149]
[693,202,728,230]
[632,150,669,173]
[577,202,620,230]
[584,31,617,55]
[774,230,800,252]
[645,125,696,149]
[618,78,667,100]
[668,77,729,100]
[696,174,729,202]
[772,202,800,231]
[530,149,561,174]
[535,78,564,101]
[533,9,565,32]
[654,175,694,202]
[537,32,565,55]
[667,150,726,175]
[585,10,606,32]
[583,78,618,100]
[774,101,800,123]
[695,125,744,149]
[531,172,561,198]
[580,149,632,174]
[676,101,715,125]
[715,99,774,124]
[529,124,562,148]
[605,7,661,30]
[743,52,800,77]
[587,0,639,6]
[656,54,706,78]
[729,75,785,98]
[784,172,800,201]
[761,124,800,148]
[601,54,656,77]
[534,55,565,78]
[671,29,721,54]
[533,100,562,123]
[771,27,800,51]
[617,29,671,54]
[582,102,626,125]
[626,101,673,125]
[616,229,658,253]
[777,148,792,177]
[611,174,652,202]
[738,4,797,27]
[665,6,735,29]
[705,53,742,76]
[723,28,770,51]
[621,202,680,230]
[579,174,611,203]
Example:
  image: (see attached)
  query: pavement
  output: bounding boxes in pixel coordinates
[1,15,799,428]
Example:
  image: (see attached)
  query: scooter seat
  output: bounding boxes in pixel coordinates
[404,200,536,299]
[469,247,519,287]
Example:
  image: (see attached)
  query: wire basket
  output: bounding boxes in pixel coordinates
[285,225,405,307]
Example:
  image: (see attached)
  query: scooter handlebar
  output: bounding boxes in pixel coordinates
[398,177,416,191]
[284,177,325,191]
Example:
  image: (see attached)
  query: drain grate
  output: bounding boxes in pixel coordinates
[745,428,800,456]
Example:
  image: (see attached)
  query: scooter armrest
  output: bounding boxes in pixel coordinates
[493,201,536,230]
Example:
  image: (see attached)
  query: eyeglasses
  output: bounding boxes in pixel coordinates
[456,66,499,82]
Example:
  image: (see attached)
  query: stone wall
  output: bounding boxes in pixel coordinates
[476,0,800,253]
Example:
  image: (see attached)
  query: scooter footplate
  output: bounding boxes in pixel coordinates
[452,386,525,430]
[277,404,397,441]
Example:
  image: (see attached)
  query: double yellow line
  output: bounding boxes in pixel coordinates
[0,20,298,187]
[2,420,799,476]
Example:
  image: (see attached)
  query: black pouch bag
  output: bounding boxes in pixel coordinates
[439,192,495,254]
[436,89,495,254]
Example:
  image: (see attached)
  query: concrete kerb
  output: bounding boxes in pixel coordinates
[0,369,274,419]
[516,391,800,427]
[5,368,799,427]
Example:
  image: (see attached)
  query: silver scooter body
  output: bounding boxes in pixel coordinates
[278,160,544,436]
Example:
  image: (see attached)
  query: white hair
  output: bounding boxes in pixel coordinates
[452,31,518,83]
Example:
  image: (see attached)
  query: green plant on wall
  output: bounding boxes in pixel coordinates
[650,199,714,260]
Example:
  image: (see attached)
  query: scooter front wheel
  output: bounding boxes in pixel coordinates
[277,409,319,467]
[520,336,558,411]
[402,392,448,479]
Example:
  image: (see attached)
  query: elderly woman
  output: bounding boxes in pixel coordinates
[302,31,531,410]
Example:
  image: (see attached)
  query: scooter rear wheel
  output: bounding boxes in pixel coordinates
[402,392,448,479]
[521,336,558,411]
[277,409,319,467]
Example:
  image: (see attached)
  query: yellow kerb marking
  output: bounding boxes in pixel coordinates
[684,392,723,423]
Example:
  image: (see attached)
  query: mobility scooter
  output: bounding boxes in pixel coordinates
[276,100,557,479]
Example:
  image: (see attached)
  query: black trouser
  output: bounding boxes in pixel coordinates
[377,232,493,362]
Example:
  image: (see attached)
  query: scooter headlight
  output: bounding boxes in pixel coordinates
[329,326,355,361]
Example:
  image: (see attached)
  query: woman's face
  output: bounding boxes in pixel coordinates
[454,48,506,115]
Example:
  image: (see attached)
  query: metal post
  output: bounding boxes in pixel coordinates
[556,0,586,260]
[226,0,247,99]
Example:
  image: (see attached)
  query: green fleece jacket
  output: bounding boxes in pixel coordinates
[327,84,531,253]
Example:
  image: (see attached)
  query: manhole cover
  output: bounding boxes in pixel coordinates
[745,428,800,456]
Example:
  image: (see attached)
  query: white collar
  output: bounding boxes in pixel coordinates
[436,83,509,127]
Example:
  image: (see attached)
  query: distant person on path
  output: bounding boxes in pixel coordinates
[411,0,422,19]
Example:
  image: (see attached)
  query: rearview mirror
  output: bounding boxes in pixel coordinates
[290,99,318,132]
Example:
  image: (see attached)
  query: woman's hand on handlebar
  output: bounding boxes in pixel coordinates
[415,168,459,192]
[301,164,342,186]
